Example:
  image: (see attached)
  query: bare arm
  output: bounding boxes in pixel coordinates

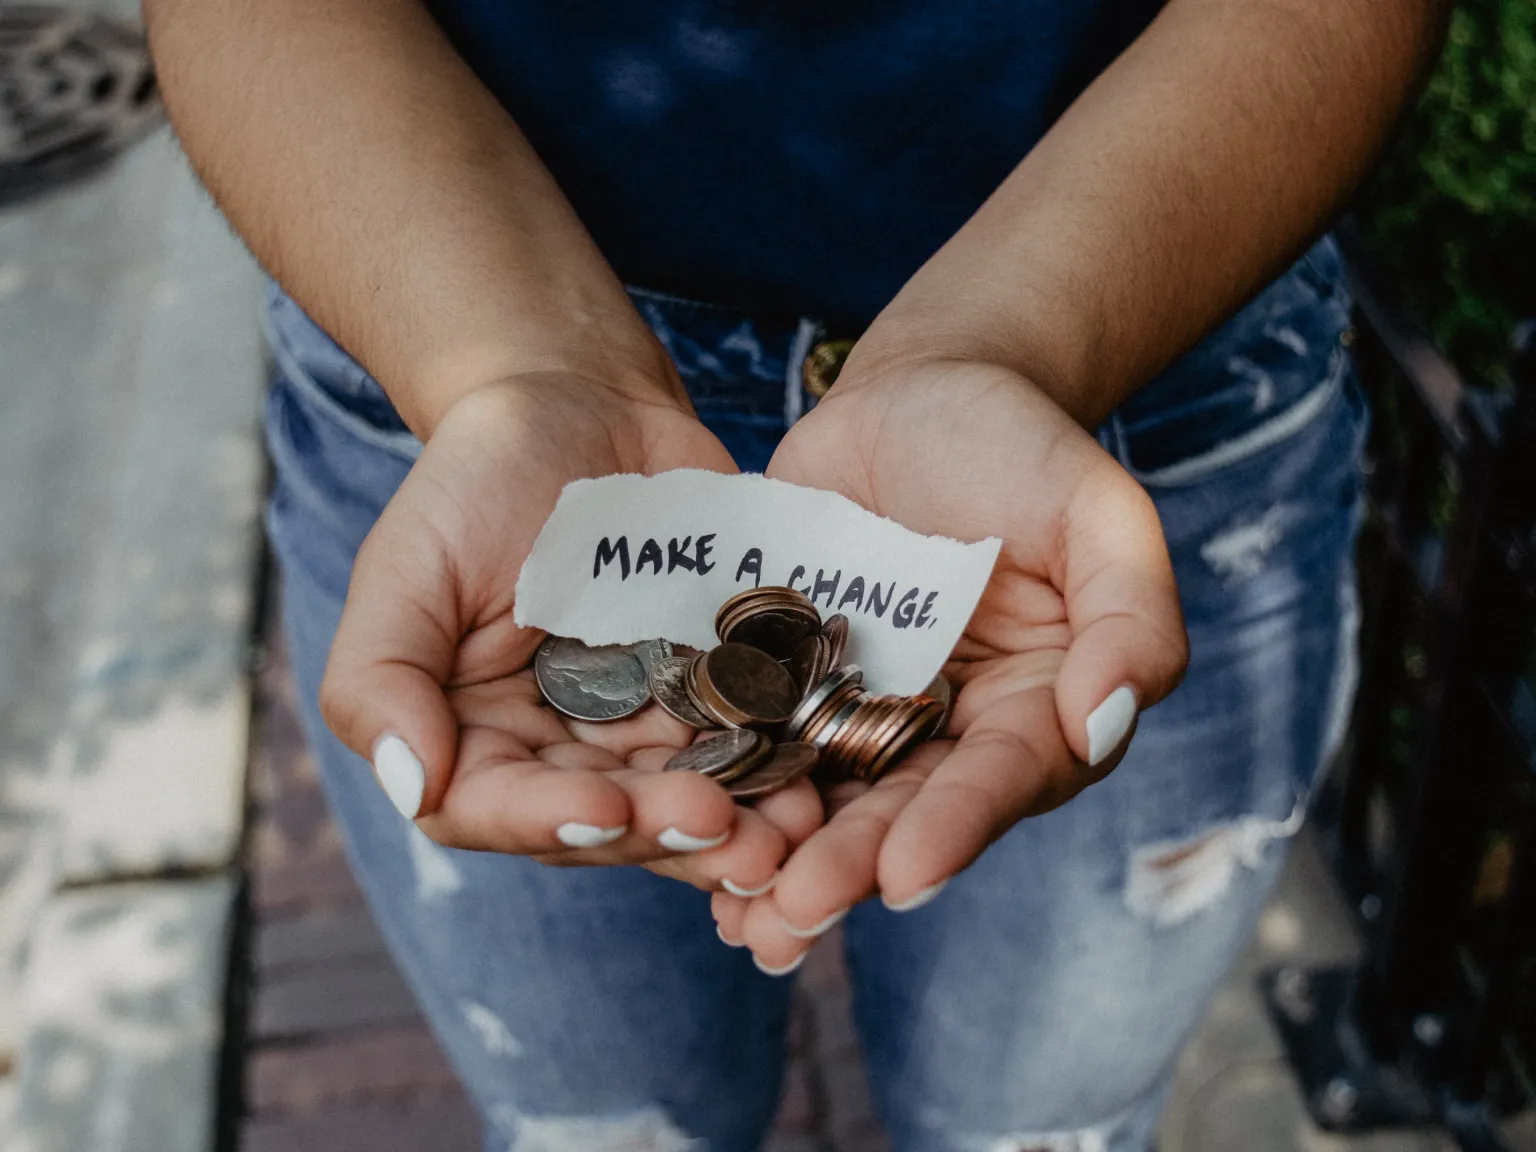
[144,0,679,437]
[847,0,1450,426]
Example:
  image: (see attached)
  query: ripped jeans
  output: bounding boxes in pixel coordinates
[263,237,1366,1152]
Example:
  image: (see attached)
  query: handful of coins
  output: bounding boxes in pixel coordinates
[533,587,952,804]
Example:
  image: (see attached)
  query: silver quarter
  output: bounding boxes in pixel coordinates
[534,635,651,722]
[664,729,765,778]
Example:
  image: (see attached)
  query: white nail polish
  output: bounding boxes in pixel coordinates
[373,734,425,820]
[716,925,744,948]
[1086,685,1139,765]
[722,874,778,898]
[783,906,848,939]
[753,952,806,977]
[882,878,950,912]
[658,827,729,853]
[556,823,627,848]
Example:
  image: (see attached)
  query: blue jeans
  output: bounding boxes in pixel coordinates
[263,238,1366,1152]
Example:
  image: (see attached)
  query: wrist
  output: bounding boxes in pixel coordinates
[404,335,688,441]
[843,287,1112,429]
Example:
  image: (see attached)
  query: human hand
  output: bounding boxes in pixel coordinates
[712,359,1188,970]
[320,375,823,892]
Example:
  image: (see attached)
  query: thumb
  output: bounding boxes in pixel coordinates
[319,516,461,821]
[1054,465,1188,772]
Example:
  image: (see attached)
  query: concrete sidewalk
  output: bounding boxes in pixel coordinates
[0,2,268,1144]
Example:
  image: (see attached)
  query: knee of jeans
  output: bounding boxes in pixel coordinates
[486,1104,705,1152]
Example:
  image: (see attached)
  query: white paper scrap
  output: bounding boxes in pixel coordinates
[514,470,1002,695]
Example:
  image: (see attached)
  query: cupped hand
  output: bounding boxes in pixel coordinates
[714,359,1189,970]
[319,374,823,891]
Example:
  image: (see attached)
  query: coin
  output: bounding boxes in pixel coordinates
[727,742,820,801]
[790,632,832,696]
[924,672,954,736]
[693,643,800,729]
[714,586,813,638]
[664,729,766,778]
[821,614,849,668]
[862,697,945,783]
[534,636,651,722]
[648,656,718,729]
[718,593,822,661]
[632,638,674,676]
[785,663,864,741]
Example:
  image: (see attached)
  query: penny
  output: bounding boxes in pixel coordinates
[534,636,651,722]
[714,586,814,639]
[924,671,954,736]
[727,742,820,801]
[790,632,832,696]
[720,604,821,661]
[664,729,765,777]
[785,663,864,741]
[863,698,945,783]
[694,643,800,729]
[648,656,718,729]
[821,614,849,668]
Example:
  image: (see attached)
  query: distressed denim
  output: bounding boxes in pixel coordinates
[263,236,1365,1152]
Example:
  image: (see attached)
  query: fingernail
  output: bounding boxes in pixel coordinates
[716,925,744,948]
[659,827,730,853]
[722,873,778,898]
[882,879,949,912]
[783,906,848,939]
[753,952,807,977]
[1086,685,1139,765]
[556,822,628,848]
[373,734,425,820]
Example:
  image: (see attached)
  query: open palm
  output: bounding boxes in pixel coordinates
[320,376,822,893]
[713,360,1189,968]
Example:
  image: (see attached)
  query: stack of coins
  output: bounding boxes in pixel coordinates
[533,586,951,802]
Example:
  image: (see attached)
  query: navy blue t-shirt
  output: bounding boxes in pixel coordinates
[426,1,1165,327]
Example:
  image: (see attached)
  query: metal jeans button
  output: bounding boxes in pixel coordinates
[802,339,855,398]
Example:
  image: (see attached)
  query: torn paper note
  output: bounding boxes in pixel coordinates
[514,470,1002,695]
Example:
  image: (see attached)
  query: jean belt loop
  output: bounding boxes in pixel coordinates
[784,317,823,427]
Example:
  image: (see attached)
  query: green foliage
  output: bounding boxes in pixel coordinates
[1355,0,1536,384]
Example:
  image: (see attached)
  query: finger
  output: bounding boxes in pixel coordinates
[320,517,461,821]
[644,807,787,893]
[746,778,825,850]
[876,685,1070,905]
[769,762,929,934]
[740,893,816,976]
[1055,465,1188,769]
[711,890,749,946]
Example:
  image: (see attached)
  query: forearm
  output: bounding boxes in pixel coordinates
[145,0,678,437]
[849,0,1448,427]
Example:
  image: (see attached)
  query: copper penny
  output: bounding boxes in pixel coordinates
[727,742,820,801]
[821,614,849,668]
[790,633,832,696]
[863,698,946,783]
[664,729,766,778]
[720,605,821,661]
[695,643,800,729]
[924,671,954,736]
[648,656,717,729]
